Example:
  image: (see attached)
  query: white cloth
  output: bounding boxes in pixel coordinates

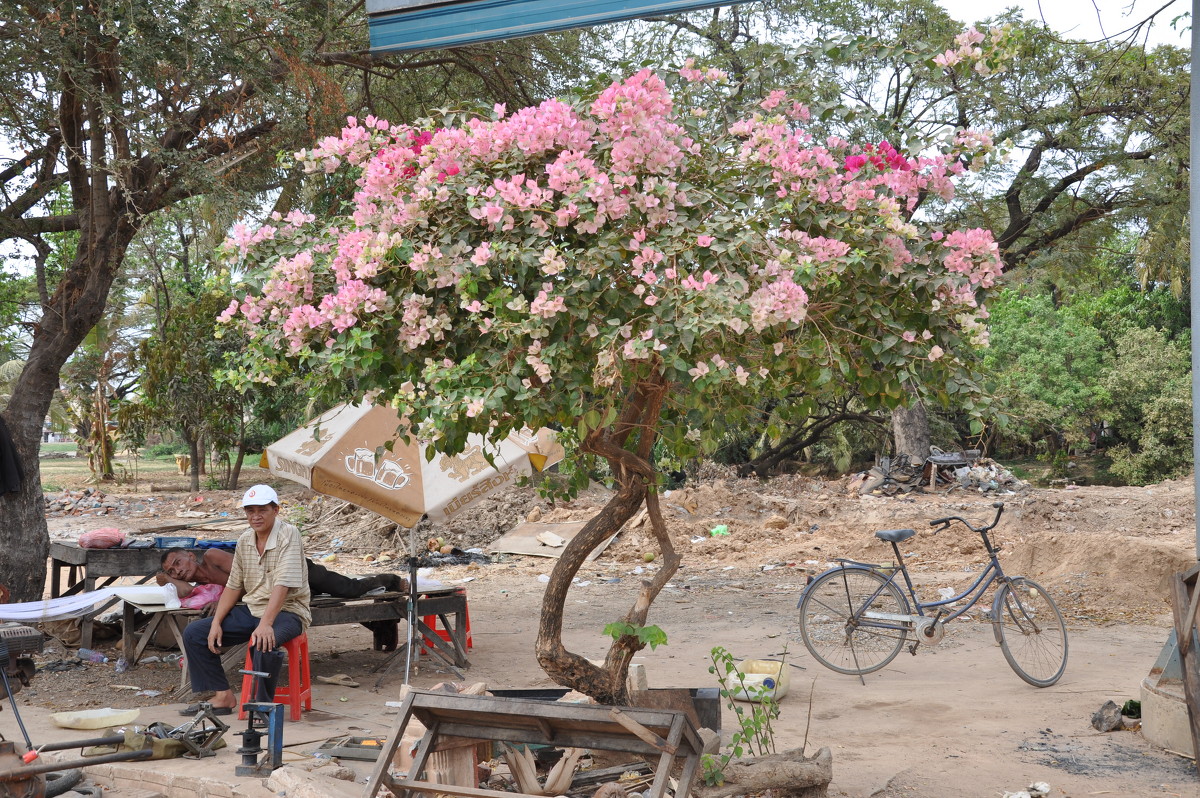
[0,583,180,623]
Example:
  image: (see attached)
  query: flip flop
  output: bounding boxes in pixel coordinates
[179,703,233,716]
[316,673,360,688]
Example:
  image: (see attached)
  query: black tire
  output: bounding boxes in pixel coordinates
[993,578,1068,687]
[44,769,83,798]
[798,568,910,675]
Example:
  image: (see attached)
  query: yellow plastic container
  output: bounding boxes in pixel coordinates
[50,707,140,730]
[730,659,789,703]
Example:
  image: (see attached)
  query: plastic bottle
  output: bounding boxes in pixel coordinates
[76,648,108,663]
[114,656,128,674]
[163,653,183,667]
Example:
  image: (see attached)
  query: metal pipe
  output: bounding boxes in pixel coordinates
[35,735,125,753]
[0,748,152,780]
[1193,0,1200,561]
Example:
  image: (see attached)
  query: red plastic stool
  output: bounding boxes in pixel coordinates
[238,633,311,722]
[421,588,472,652]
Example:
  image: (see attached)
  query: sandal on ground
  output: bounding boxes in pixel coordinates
[179,703,233,716]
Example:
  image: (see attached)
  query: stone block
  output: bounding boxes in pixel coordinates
[267,766,361,798]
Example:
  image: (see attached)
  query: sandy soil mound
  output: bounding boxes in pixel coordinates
[47,470,1196,625]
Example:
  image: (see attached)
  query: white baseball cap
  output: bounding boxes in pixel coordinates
[241,484,280,507]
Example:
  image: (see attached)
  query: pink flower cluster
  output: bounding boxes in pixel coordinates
[844,141,912,174]
[933,27,985,68]
[219,66,1001,397]
[748,278,809,332]
[591,69,696,175]
[677,58,727,83]
[942,228,1003,287]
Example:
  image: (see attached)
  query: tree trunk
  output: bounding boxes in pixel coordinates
[695,747,833,798]
[0,224,138,600]
[229,442,247,491]
[891,399,930,462]
[535,375,678,704]
[0,415,48,603]
[187,436,201,493]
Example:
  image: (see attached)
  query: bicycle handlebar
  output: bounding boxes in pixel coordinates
[928,502,1005,534]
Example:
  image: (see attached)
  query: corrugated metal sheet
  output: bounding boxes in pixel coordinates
[368,0,749,53]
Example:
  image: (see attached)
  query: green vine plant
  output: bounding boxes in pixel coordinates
[700,645,786,787]
[603,622,668,650]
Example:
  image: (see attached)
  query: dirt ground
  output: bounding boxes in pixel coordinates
[24,469,1200,797]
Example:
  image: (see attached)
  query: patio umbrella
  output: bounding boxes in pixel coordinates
[266,401,563,683]
[264,401,564,527]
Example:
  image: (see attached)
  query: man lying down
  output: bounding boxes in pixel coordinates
[155,546,408,610]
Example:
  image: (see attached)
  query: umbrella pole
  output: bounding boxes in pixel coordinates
[403,552,419,685]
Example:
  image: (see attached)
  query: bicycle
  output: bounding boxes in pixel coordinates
[796,502,1068,687]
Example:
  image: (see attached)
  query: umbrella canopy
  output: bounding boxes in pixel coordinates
[265,402,563,527]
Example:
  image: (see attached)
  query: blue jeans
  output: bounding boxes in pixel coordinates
[182,604,304,693]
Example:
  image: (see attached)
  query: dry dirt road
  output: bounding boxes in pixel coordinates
[449,559,1194,798]
[33,473,1200,797]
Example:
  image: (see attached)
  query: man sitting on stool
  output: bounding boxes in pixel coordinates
[179,484,310,716]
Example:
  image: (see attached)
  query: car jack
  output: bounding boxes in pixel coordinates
[235,663,284,777]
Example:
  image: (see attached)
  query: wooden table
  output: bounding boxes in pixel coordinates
[49,541,174,648]
[365,690,703,798]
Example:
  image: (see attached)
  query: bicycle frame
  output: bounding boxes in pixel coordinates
[829,537,1011,633]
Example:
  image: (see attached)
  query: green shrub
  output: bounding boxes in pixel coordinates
[1100,327,1192,485]
[145,442,188,458]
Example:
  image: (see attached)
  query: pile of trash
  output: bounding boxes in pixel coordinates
[43,488,162,518]
[850,446,1028,496]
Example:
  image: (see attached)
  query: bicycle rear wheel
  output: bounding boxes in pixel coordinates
[798,567,910,675]
[993,578,1068,687]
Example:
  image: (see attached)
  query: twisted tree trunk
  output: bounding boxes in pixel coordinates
[535,373,681,704]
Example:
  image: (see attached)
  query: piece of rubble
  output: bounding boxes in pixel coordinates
[1091,700,1122,732]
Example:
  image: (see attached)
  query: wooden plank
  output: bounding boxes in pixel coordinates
[420,721,667,756]
[365,690,416,798]
[394,777,543,798]
[1168,570,1200,765]
[49,542,89,566]
[608,708,674,755]
[408,691,690,731]
[646,714,685,798]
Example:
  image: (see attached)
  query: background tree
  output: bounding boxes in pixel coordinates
[604,2,1190,465]
[981,291,1107,455]
[0,0,601,600]
[1099,327,1192,484]
[221,68,1002,701]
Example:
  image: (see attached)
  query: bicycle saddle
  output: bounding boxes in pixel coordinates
[875,528,916,542]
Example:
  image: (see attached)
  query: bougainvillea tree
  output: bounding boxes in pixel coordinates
[219,65,1001,703]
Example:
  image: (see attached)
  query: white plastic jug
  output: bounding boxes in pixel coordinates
[730,659,789,702]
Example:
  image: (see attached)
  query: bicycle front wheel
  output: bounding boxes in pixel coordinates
[993,578,1068,687]
[798,568,910,675]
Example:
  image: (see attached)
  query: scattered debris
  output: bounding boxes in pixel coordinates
[535,531,566,548]
[1091,700,1123,732]
[851,447,1027,496]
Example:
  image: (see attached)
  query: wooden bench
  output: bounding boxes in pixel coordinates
[121,588,470,693]
[365,690,703,798]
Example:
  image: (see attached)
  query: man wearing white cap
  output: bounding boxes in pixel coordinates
[179,484,311,715]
